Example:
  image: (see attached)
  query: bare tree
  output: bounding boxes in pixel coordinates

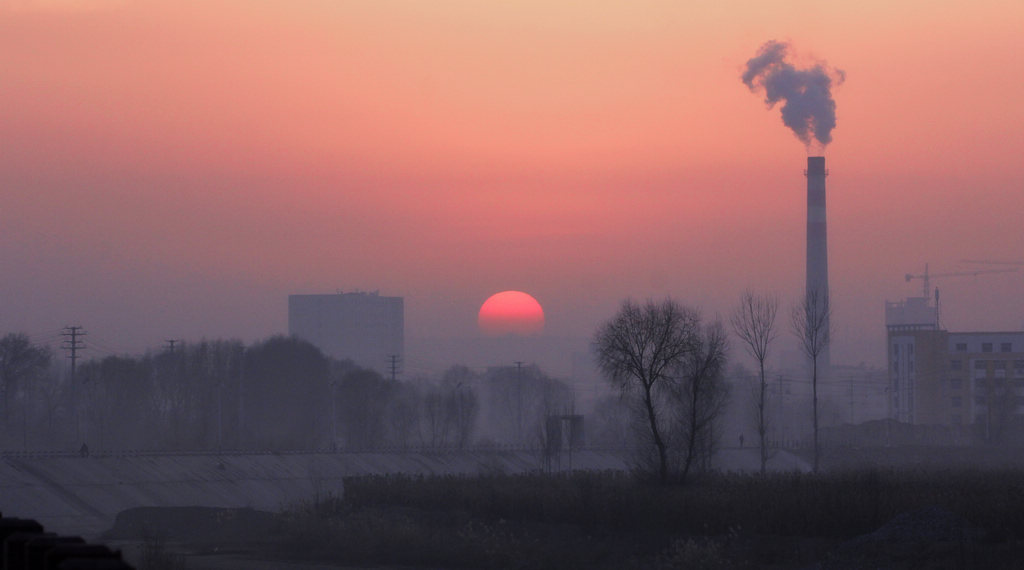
[675,319,730,481]
[450,383,479,449]
[791,288,831,472]
[244,336,331,450]
[730,291,779,474]
[0,333,51,438]
[441,365,480,449]
[422,384,450,447]
[385,381,421,447]
[420,372,480,449]
[36,366,65,446]
[595,299,699,484]
[677,320,730,477]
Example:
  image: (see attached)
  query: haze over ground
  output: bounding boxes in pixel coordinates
[2,1,1022,375]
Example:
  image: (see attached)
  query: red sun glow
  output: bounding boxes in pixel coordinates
[478,291,545,336]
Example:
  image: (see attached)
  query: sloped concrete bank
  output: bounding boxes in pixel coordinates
[0,449,628,537]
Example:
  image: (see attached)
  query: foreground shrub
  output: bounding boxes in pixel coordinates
[275,468,1024,568]
[655,536,732,570]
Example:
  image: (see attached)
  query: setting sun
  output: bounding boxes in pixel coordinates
[478,291,545,336]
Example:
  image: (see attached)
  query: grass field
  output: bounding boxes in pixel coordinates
[271,468,1024,569]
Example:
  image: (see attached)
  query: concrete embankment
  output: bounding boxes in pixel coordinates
[0,449,627,537]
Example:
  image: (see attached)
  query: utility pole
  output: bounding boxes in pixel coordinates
[238,345,246,449]
[165,339,178,354]
[62,326,86,442]
[218,381,224,451]
[848,375,855,424]
[329,381,338,449]
[387,354,401,382]
[515,361,524,445]
[776,374,784,446]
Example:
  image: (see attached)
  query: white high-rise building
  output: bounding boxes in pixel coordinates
[288,292,403,375]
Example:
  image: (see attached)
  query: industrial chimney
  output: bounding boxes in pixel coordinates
[805,156,830,369]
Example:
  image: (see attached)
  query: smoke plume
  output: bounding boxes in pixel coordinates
[742,40,845,150]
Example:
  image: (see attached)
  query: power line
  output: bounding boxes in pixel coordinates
[25,328,66,347]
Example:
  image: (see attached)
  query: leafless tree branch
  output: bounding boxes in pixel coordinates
[594,298,700,483]
[791,287,832,472]
[731,290,778,474]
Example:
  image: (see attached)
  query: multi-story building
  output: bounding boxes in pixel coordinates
[886,296,1024,437]
[288,292,403,375]
[886,296,941,424]
[946,332,1024,438]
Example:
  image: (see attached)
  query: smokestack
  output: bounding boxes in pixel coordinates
[806,156,830,369]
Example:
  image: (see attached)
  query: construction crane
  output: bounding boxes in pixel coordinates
[905,263,1019,299]
[960,259,1024,267]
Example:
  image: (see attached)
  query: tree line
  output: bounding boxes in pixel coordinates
[1,288,828,477]
[0,334,572,452]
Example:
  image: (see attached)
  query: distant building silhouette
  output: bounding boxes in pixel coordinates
[887,296,1024,440]
[288,292,403,375]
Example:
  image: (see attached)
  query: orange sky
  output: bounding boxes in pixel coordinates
[1,0,1022,373]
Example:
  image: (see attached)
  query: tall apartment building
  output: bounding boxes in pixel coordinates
[288,292,403,375]
[886,296,1024,436]
[886,296,941,423]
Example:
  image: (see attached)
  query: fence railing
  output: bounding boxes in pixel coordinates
[0,444,638,460]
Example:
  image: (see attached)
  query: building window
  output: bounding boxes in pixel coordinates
[983,343,993,353]
[951,396,962,408]
[893,344,900,355]
[952,414,962,425]
[994,360,1007,370]
[975,360,988,370]
[1001,343,1013,353]
[909,360,915,373]
[950,378,963,390]
[950,360,962,370]
[956,343,968,352]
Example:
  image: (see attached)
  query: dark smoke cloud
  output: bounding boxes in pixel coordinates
[742,40,845,149]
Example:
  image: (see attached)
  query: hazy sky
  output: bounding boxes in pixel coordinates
[2,0,1022,371]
